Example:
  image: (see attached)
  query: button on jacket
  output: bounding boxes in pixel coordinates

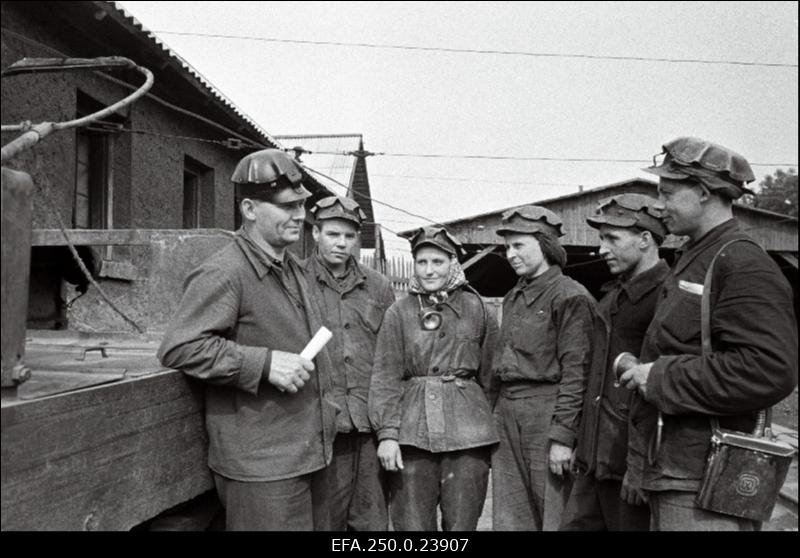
[493,266,599,446]
[301,254,395,433]
[369,288,499,452]
[158,230,338,482]
[573,260,670,480]
[628,219,798,492]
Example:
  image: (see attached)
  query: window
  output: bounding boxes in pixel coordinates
[183,156,213,229]
[74,92,123,231]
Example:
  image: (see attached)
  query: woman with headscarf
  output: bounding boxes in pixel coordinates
[368,226,498,531]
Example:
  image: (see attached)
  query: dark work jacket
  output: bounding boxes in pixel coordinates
[573,260,670,481]
[628,220,798,492]
[492,266,600,447]
[157,230,338,482]
[301,254,395,433]
[369,287,499,452]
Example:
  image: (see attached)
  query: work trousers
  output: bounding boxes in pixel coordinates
[388,445,490,531]
[317,431,388,531]
[649,490,759,531]
[213,468,329,531]
[560,475,650,530]
[492,388,572,530]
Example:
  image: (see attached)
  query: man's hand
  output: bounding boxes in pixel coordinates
[620,470,649,506]
[268,351,314,394]
[548,441,573,476]
[619,362,653,399]
[377,440,404,472]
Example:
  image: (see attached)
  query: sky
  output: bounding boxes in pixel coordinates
[118,1,798,257]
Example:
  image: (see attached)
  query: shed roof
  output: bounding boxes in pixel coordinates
[401,178,798,252]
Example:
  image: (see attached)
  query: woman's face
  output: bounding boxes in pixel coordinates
[414,245,453,293]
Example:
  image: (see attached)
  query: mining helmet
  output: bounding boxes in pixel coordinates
[496,205,564,238]
[231,148,311,202]
[409,226,465,259]
[643,137,755,199]
[311,195,367,227]
[586,193,667,239]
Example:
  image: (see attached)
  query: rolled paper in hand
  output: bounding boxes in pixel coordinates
[300,326,333,360]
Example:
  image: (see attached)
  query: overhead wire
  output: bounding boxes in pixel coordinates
[152,30,798,69]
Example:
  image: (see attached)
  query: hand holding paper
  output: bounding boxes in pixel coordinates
[300,326,333,360]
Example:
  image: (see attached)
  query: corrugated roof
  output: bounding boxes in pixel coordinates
[108,1,282,149]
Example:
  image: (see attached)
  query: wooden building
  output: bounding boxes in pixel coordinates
[414,178,798,300]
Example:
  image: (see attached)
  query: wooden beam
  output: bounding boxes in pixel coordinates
[463,245,500,271]
[1,369,212,530]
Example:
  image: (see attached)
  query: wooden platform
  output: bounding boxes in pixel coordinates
[1,333,212,530]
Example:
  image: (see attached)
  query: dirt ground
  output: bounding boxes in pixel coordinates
[773,387,799,430]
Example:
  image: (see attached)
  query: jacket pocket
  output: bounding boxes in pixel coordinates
[510,308,552,354]
[450,334,482,374]
[660,290,702,345]
[355,299,385,333]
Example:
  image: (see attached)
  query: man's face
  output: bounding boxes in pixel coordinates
[655,178,704,237]
[248,198,306,249]
[597,224,647,277]
[312,219,359,268]
[504,232,547,278]
[414,246,453,293]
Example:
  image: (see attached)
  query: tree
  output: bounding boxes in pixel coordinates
[742,168,798,218]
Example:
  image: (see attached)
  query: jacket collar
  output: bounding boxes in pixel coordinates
[620,259,670,304]
[309,252,366,292]
[235,228,296,279]
[673,219,740,276]
[416,287,466,318]
[510,266,563,307]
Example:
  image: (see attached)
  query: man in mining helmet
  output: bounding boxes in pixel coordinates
[619,137,797,530]
[562,193,669,531]
[159,148,339,530]
[302,194,396,530]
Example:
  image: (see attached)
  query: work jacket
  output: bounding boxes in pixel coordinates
[628,220,798,492]
[369,287,499,452]
[493,266,599,447]
[158,230,338,482]
[573,260,670,480]
[301,254,395,433]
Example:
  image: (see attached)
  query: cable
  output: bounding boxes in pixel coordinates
[152,31,798,69]
[301,164,446,226]
[372,173,584,187]
[310,149,796,167]
[0,27,270,150]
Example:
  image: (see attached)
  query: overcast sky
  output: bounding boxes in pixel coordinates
[119,1,798,256]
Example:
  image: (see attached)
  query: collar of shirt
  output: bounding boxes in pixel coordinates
[619,259,671,304]
[312,253,366,293]
[672,218,740,276]
[235,228,292,279]
[510,265,563,307]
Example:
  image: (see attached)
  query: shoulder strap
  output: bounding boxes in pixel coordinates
[701,237,769,436]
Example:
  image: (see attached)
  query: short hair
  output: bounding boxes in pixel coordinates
[534,231,567,268]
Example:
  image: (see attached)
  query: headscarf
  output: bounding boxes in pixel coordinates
[409,257,467,304]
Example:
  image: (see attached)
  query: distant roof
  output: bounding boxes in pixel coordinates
[400,177,798,236]
[275,134,380,250]
[274,134,363,194]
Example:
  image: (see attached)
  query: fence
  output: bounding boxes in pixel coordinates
[361,254,413,295]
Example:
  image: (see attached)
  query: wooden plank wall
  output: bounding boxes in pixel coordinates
[1,370,212,530]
